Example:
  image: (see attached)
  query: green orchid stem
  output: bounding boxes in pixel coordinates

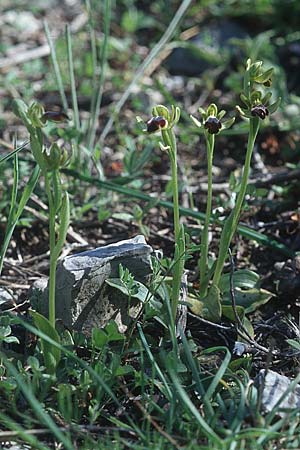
[199,133,214,298]
[161,128,182,320]
[44,172,58,328]
[212,117,260,288]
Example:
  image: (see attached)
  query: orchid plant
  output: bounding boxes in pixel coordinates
[190,59,280,321]
[137,105,185,321]
[140,59,280,324]
[13,100,71,329]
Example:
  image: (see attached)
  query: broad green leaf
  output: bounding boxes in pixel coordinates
[187,294,204,316]
[243,316,255,338]
[30,310,61,374]
[286,339,300,351]
[222,304,245,322]
[104,320,125,341]
[202,284,222,322]
[219,269,260,292]
[222,287,274,313]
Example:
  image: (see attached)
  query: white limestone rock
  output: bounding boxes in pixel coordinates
[31,235,153,333]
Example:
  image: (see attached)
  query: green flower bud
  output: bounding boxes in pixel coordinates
[42,143,71,171]
[27,102,45,128]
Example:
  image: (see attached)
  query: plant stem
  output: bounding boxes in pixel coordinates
[199,134,214,298]
[212,117,260,288]
[44,173,57,328]
[48,230,57,328]
[162,128,182,320]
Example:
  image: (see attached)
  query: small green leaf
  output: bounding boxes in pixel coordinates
[286,339,300,351]
[106,278,153,304]
[222,304,245,322]
[268,97,281,114]
[222,287,274,313]
[202,284,222,322]
[104,320,125,341]
[219,269,259,292]
[30,310,61,374]
[92,328,108,348]
[190,114,202,128]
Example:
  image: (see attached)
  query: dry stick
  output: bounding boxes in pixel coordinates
[187,311,232,331]
[228,249,276,355]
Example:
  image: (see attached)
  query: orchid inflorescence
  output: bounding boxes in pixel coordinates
[190,103,235,135]
[237,59,281,120]
[139,59,281,323]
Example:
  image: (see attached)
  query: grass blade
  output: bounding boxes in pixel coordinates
[202,346,231,404]
[44,21,68,112]
[166,367,223,447]
[0,140,29,165]
[98,0,192,144]
[0,412,51,450]
[137,323,173,400]
[0,164,40,275]
[0,354,74,450]
[63,168,294,257]
[66,24,80,129]
[11,315,146,442]
[87,0,111,151]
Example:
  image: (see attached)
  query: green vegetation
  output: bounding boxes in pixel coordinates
[1,0,300,448]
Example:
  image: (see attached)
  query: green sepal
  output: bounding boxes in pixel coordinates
[190,114,202,128]
[268,97,281,114]
[152,104,169,120]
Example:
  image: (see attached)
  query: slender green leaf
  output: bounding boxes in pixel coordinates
[167,368,223,446]
[66,24,80,130]
[0,354,73,450]
[44,21,68,112]
[0,140,29,165]
[203,346,231,403]
[15,165,40,218]
[64,168,294,257]
[53,192,70,260]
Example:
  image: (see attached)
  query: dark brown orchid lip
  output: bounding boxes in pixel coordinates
[42,111,70,123]
[251,104,269,120]
[146,116,168,133]
[204,116,222,134]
